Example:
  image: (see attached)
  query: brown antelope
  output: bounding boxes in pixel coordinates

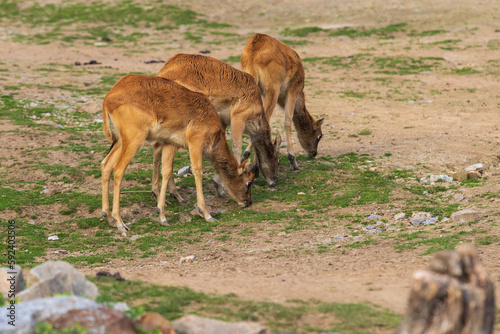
[241,33,324,170]
[101,75,257,233]
[155,53,281,190]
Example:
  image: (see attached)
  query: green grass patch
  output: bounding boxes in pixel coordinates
[92,276,401,332]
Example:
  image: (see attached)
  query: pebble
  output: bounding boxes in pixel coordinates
[394,212,406,220]
[179,255,196,264]
[297,192,305,195]
[48,235,59,241]
[423,217,438,225]
[429,174,453,183]
[130,235,141,241]
[367,214,382,221]
[177,166,191,176]
[453,193,465,201]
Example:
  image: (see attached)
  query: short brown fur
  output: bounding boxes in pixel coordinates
[241,33,324,170]
[101,75,256,232]
[156,53,281,188]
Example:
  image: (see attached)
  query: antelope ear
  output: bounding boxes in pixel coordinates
[274,133,282,152]
[315,118,324,130]
[249,162,259,176]
[238,158,249,175]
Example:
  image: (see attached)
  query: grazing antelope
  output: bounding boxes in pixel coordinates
[101,75,257,233]
[241,33,324,170]
[156,53,281,189]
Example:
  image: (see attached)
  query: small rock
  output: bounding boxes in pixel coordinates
[130,235,141,241]
[423,217,439,225]
[451,170,468,182]
[394,212,406,220]
[451,209,479,223]
[48,235,59,241]
[367,225,376,230]
[177,165,191,176]
[453,193,465,202]
[110,302,130,312]
[467,170,482,179]
[179,255,196,264]
[277,232,287,237]
[429,174,453,183]
[53,250,69,254]
[410,212,432,226]
[419,177,430,185]
[135,312,176,334]
[76,101,100,114]
[173,314,266,334]
[465,163,484,173]
[297,192,306,195]
[367,214,382,221]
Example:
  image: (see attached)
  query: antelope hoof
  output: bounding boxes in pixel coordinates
[117,222,130,233]
[159,217,171,227]
[102,211,108,218]
[205,216,216,223]
[171,194,187,205]
[241,151,251,162]
[151,190,158,200]
[288,153,299,170]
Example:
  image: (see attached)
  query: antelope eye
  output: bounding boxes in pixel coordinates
[246,181,253,189]
[317,135,322,141]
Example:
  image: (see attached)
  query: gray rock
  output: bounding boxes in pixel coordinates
[451,209,479,223]
[419,177,430,185]
[177,165,191,176]
[0,296,98,333]
[367,214,382,221]
[410,212,432,227]
[394,212,406,220]
[453,193,465,201]
[18,261,98,301]
[130,235,141,241]
[173,314,267,334]
[465,163,484,173]
[423,217,439,225]
[429,174,453,183]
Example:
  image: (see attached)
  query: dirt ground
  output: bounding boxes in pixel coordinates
[2,0,500,316]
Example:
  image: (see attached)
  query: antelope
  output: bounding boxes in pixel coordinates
[155,53,281,191]
[241,33,324,170]
[101,75,257,233]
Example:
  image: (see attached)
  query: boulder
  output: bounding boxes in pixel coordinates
[395,245,495,334]
[0,296,99,333]
[135,312,176,334]
[173,315,267,334]
[18,261,98,301]
[450,170,467,182]
[45,306,136,334]
[76,101,100,114]
[451,209,479,223]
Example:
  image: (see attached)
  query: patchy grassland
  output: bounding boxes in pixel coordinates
[1,0,500,332]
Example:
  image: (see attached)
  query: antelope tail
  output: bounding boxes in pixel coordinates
[102,102,117,143]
